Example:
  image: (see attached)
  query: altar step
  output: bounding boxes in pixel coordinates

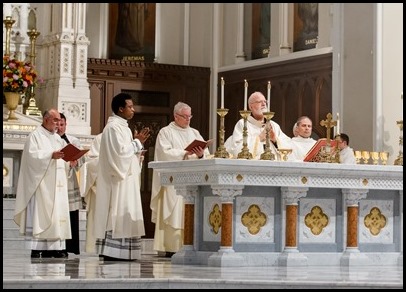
[3,198,155,254]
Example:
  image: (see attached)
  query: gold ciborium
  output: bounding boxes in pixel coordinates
[370,151,379,165]
[361,151,370,164]
[278,148,292,161]
[354,150,362,164]
[379,151,389,165]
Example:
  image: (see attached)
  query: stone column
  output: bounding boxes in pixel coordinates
[278,187,308,266]
[278,3,291,55]
[208,185,245,267]
[341,188,369,266]
[171,185,199,265]
[235,3,247,63]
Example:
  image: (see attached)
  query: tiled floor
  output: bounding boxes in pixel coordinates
[3,249,403,289]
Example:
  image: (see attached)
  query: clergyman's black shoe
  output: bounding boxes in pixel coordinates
[53,250,69,258]
[165,252,175,258]
[31,250,42,258]
[31,250,53,258]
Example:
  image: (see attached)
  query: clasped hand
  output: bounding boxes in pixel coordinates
[134,127,151,144]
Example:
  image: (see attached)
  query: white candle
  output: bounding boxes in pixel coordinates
[267,81,271,111]
[244,79,248,110]
[220,77,225,109]
[336,113,340,135]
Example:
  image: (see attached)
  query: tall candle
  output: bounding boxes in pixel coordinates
[267,81,271,111]
[220,77,225,109]
[336,113,340,135]
[244,79,248,110]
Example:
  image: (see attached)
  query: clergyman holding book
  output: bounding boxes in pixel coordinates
[150,101,210,257]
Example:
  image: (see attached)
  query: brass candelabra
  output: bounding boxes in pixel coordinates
[260,111,276,160]
[214,108,230,158]
[394,120,403,166]
[25,29,41,116]
[3,16,15,56]
[237,110,253,159]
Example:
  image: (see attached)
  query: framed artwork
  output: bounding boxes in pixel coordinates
[251,3,271,60]
[108,3,156,62]
[293,3,319,52]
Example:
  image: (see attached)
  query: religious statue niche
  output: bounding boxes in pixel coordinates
[108,3,156,62]
[293,3,319,52]
[251,3,271,60]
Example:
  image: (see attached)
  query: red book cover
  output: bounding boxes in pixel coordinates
[303,138,338,162]
[61,144,89,162]
[184,139,213,152]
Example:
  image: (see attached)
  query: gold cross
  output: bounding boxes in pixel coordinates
[320,113,337,143]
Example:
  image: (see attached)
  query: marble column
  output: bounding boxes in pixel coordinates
[341,189,369,266]
[278,187,308,266]
[278,3,291,55]
[171,185,199,265]
[208,185,245,267]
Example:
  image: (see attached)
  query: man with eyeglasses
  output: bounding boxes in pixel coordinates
[225,91,290,159]
[151,101,210,257]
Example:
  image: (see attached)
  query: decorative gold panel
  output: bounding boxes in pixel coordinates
[301,176,308,184]
[304,205,329,235]
[241,204,267,235]
[364,207,386,236]
[205,174,209,181]
[169,176,173,183]
[362,178,368,186]
[236,174,243,182]
[208,204,222,234]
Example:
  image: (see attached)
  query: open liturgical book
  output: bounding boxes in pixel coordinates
[303,138,338,163]
[184,139,214,152]
[61,143,89,162]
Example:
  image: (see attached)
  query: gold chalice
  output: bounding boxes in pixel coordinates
[361,150,370,164]
[370,151,379,165]
[354,150,362,164]
[278,148,292,161]
[379,151,389,165]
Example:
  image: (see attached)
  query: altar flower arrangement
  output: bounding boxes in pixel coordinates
[3,55,38,93]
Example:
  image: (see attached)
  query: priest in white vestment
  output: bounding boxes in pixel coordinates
[93,93,151,261]
[79,133,102,253]
[336,133,356,164]
[57,112,84,257]
[14,109,71,259]
[151,102,210,256]
[287,116,317,161]
[225,91,290,160]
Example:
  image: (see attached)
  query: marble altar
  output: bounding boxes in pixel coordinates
[148,158,403,267]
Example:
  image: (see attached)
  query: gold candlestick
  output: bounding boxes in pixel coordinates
[25,29,42,116]
[260,111,275,160]
[394,120,403,166]
[3,16,15,56]
[214,108,230,158]
[237,110,253,159]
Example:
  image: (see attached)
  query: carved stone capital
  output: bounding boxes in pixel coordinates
[281,187,308,205]
[211,185,244,203]
[342,189,368,206]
